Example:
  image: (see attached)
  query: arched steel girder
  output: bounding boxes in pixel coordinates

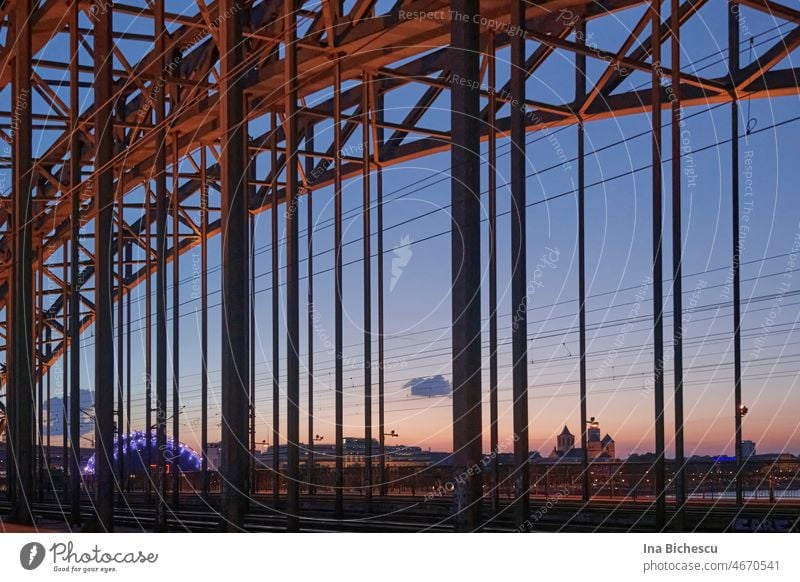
[0,0,798,380]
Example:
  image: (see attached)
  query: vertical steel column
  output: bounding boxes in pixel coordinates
[8,0,35,526]
[37,253,44,500]
[671,0,686,528]
[361,76,373,510]
[247,104,255,496]
[154,0,168,532]
[219,0,250,531]
[284,0,302,532]
[117,174,125,504]
[270,114,280,508]
[306,128,315,494]
[172,137,181,506]
[729,0,743,507]
[93,0,116,531]
[510,0,529,528]
[145,188,153,502]
[450,0,483,532]
[125,241,132,493]
[650,0,667,531]
[576,17,590,504]
[376,87,386,497]
[6,315,14,510]
[68,0,82,525]
[46,328,52,489]
[250,213,256,493]
[333,59,344,520]
[3,359,12,509]
[200,147,209,500]
[62,242,69,501]
[487,31,499,515]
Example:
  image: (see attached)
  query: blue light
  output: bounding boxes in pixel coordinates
[82,430,203,474]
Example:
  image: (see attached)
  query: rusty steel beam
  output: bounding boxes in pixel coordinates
[450,0,483,532]
[8,0,35,527]
[730,0,745,508]
[200,146,210,500]
[510,0,530,530]
[333,57,344,521]
[0,3,746,213]
[250,202,256,495]
[0,1,647,263]
[68,0,83,528]
[239,67,799,219]
[580,9,649,115]
[734,0,800,21]
[650,0,667,532]
[45,326,52,492]
[154,0,169,532]
[576,16,590,504]
[116,154,125,505]
[596,0,709,103]
[285,0,302,533]
[92,0,117,532]
[37,244,45,501]
[171,135,181,508]
[145,189,153,503]
[524,24,726,97]
[61,241,69,501]
[671,0,687,530]
[306,125,315,495]
[361,75,373,511]
[249,212,256,493]
[125,241,132,495]
[487,31,500,516]
[3,2,796,336]
[375,82,387,498]
[219,0,250,531]
[735,26,800,92]
[271,113,280,509]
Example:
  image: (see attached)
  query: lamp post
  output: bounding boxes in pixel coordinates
[738,404,748,503]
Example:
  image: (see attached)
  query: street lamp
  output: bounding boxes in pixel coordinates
[736,404,749,505]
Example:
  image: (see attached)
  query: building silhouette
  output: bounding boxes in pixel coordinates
[548,417,616,462]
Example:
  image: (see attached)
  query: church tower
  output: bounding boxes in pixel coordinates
[556,425,575,453]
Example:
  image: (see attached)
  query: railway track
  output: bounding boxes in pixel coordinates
[3,496,798,532]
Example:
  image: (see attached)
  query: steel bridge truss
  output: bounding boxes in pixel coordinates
[0,0,798,531]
